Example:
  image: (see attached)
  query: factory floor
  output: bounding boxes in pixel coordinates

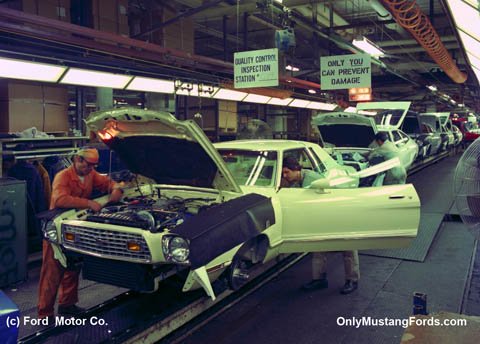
[4,152,480,343]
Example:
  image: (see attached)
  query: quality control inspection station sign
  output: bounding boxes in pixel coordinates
[234,48,279,88]
[320,53,371,90]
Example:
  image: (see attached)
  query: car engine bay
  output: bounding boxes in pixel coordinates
[85,192,217,233]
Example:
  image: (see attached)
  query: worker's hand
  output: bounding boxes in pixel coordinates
[87,200,103,212]
[109,187,123,203]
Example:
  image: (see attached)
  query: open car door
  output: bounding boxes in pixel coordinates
[277,183,420,253]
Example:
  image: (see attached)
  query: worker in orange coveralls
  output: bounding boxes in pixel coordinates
[38,147,123,319]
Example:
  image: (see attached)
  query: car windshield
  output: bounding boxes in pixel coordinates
[218,149,278,187]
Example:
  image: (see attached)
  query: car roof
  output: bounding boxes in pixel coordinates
[214,139,315,151]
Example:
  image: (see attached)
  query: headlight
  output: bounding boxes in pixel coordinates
[162,235,190,263]
[42,220,58,243]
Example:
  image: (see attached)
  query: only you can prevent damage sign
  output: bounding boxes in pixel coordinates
[320,54,371,90]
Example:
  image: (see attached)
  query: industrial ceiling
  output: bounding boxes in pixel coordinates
[0,0,478,111]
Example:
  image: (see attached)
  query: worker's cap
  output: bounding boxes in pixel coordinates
[76,147,99,164]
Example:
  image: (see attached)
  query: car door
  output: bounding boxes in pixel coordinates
[277,183,420,253]
[398,130,418,167]
[390,130,411,167]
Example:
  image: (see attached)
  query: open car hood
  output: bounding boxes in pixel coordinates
[312,112,376,148]
[85,108,241,193]
[357,101,411,130]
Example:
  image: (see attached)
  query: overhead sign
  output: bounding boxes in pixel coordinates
[234,48,279,89]
[320,54,371,90]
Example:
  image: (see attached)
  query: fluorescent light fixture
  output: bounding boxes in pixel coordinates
[289,99,311,108]
[60,68,132,88]
[466,51,480,71]
[212,88,248,101]
[446,0,480,43]
[459,103,465,108]
[450,99,457,105]
[344,107,357,113]
[427,85,437,92]
[267,97,293,106]
[358,110,377,116]
[126,76,175,93]
[308,89,317,94]
[243,94,271,104]
[286,65,300,72]
[458,31,480,60]
[307,102,337,111]
[0,57,66,82]
[352,37,385,57]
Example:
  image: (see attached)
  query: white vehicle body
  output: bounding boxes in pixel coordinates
[312,111,418,170]
[420,112,456,149]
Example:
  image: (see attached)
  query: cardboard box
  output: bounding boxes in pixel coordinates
[44,103,69,131]
[0,101,68,132]
[0,81,43,102]
[42,85,68,105]
[0,101,45,132]
[0,81,67,105]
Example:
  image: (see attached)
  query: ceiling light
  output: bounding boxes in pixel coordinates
[267,97,293,106]
[289,99,311,108]
[243,94,271,104]
[352,37,385,57]
[212,88,248,101]
[427,85,438,92]
[308,89,317,94]
[0,57,67,82]
[344,107,356,113]
[286,65,300,72]
[60,68,132,88]
[306,102,337,111]
[126,76,175,93]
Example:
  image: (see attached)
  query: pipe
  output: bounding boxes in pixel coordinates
[380,0,467,84]
[366,0,405,33]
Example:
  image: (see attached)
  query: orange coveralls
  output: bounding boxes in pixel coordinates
[38,165,114,318]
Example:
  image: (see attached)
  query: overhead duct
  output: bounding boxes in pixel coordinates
[380,0,467,84]
[366,0,406,35]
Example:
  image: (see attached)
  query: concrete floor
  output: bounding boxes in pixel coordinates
[3,153,479,343]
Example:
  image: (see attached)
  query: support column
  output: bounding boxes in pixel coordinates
[75,87,86,135]
[96,88,113,111]
[145,93,175,113]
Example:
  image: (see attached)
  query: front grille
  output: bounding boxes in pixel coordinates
[62,224,151,263]
[86,212,150,229]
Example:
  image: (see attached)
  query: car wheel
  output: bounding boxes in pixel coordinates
[228,256,252,290]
